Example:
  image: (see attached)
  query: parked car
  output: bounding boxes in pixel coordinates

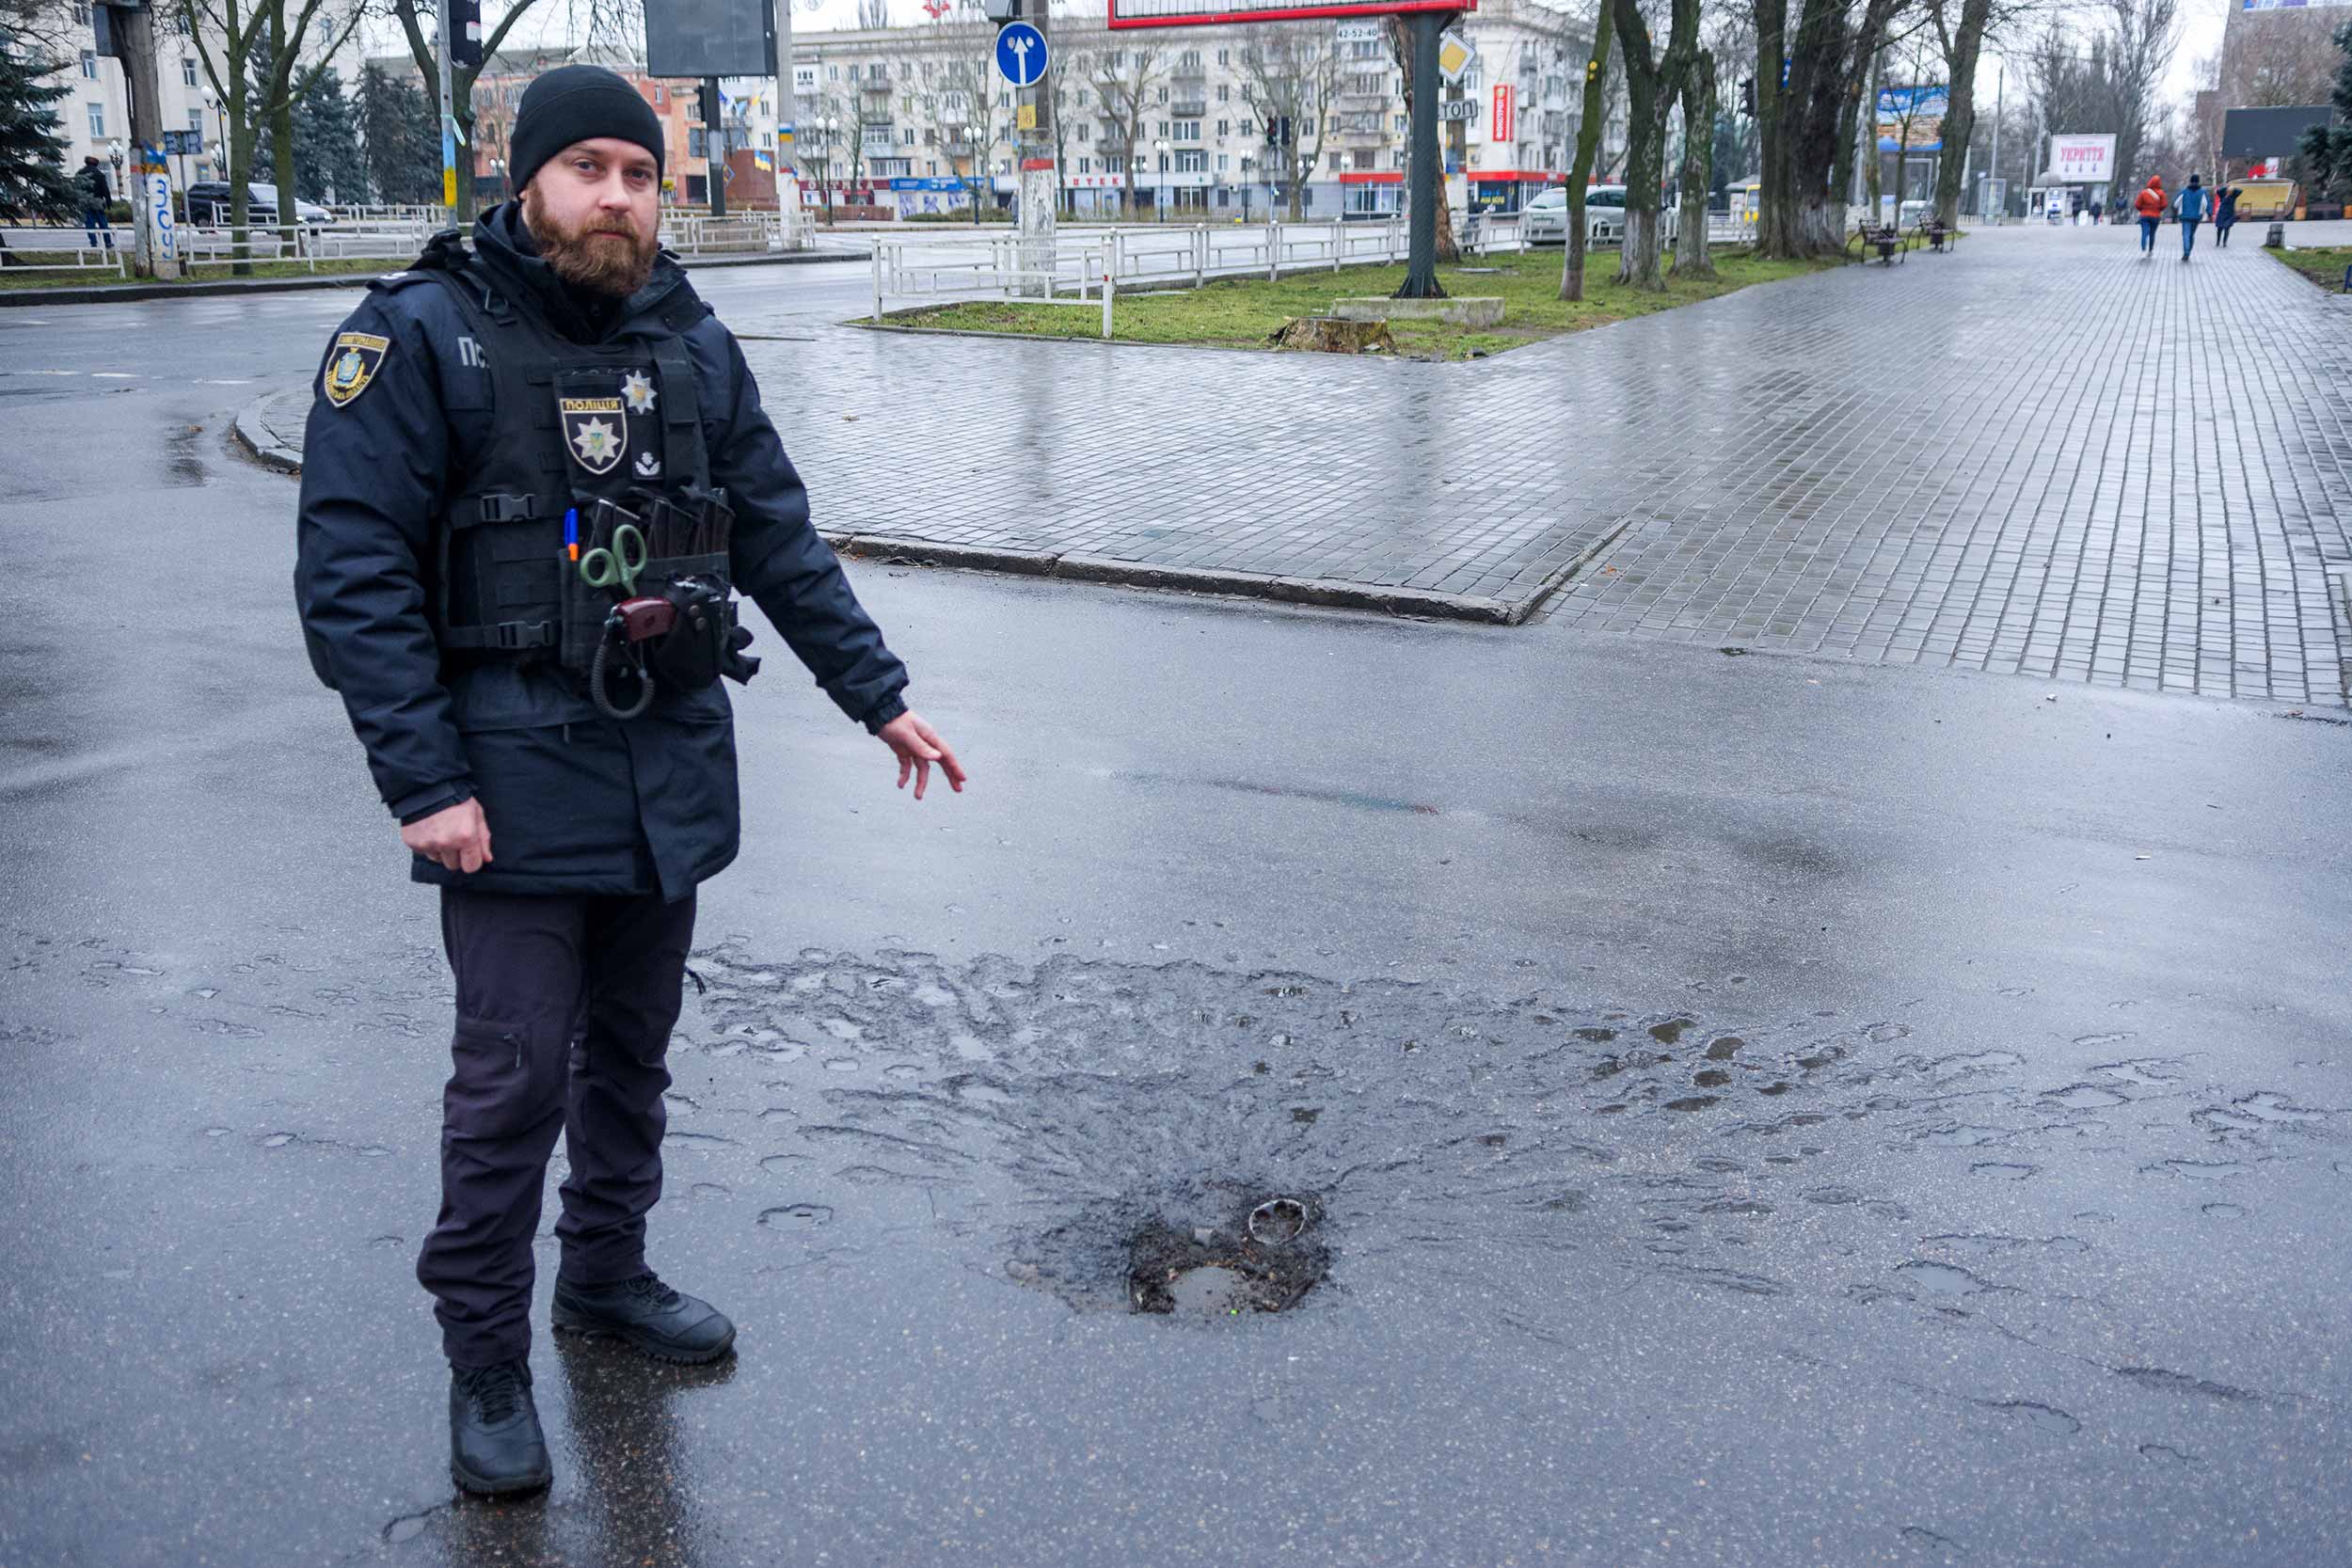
[1519,184,1675,247]
[183,181,331,227]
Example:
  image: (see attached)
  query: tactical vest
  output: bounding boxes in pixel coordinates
[414,238,723,670]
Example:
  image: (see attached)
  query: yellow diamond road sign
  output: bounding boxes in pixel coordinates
[1438,32,1475,84]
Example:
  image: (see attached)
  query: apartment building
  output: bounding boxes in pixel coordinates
[26,3,234,198]
[786,0,1613,220]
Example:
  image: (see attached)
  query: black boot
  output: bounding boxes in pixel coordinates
[551,1273,736,1365]
[449,1359,552,1497]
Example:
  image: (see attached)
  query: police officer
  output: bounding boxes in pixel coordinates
[292,65,965,1497]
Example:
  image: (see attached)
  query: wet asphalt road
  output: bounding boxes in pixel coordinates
[3,265,2351,1567]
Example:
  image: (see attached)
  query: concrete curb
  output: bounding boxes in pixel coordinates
[230,387,1614,628]
[833,535,1524,625]
[0,245,870,309]
[230,389,304,473]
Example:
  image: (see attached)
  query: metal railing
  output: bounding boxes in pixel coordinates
[0,226,130,277]
[870,219,1471,339]
[327,203,451,224]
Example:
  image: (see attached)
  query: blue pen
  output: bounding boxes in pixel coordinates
[564,506,579,562]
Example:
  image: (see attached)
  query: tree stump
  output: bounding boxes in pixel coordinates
[1267,316,1396,354]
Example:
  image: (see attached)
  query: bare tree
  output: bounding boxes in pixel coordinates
[2029,0,2179,193]
[1924,0,1995,226]
[1750,0,1912,258]
[1236,22,1336,221]
[178,0,367,271]
[1562,0,1616,301]
[2219,9,2344,107]
[1673,47,1717,277]
[809,83,868,217]
[383,0,644,222]
[1611,0,1702,287]
[2102,0,2180,190]
[1089,38,1167,218]
[922,8,1005,217]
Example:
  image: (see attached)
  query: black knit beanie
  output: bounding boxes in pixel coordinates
[508,65,665,193]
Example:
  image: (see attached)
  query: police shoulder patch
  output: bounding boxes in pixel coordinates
[322,330,389,408]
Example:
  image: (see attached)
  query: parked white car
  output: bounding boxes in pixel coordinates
[1518,185,1676,247]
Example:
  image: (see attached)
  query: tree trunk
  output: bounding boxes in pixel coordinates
[1622,207,1665,285]
[1563,0,1617,301]
[1753,0,1792,257]
[269,5,298,258]
[228,84,254,277]
[1612,0,1697,290]
[1675,50,1717,277]
[1613,66,1667,288]
[1863,47,1883,222]
[1932,0,1992,229]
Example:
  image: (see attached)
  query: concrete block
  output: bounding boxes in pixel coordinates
[1330,296,1505,327]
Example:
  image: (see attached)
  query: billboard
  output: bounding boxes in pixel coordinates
[2050,133,2116,183]
[1109,0,1470,28]
[1876,85,1947,152]
[646,0,776,79]
[2221,104,2330,158]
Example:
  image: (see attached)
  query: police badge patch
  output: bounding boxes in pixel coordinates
[561,396,628,476]
[321,331,389,408]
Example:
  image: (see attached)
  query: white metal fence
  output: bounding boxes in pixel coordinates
[0,226,130,277]
[869,220,1438,336]
[867,213,1757,338]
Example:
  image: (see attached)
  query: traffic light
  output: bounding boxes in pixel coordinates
[697,81,723,129]
[450,0,484,69]
[1739,77,1756,118]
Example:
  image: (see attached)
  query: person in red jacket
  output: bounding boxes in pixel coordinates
[2132,176,2166,257]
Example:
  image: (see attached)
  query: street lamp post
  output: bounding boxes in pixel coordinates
[954,122,973,217]
[1154,136,1168,223]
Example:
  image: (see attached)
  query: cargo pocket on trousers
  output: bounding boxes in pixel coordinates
[449,1015,556,1141]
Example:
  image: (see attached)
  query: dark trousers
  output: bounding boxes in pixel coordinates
[419,887,696,1367]
[2216,217,2233,247]
[2181,218,2200,258]
[80,208,113,249]
[2138,217,2158,252]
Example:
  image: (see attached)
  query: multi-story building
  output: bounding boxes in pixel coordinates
[457,48,732,207]
[786,0,1615,220]
[25,3,233,199]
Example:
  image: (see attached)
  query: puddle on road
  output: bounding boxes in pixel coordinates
[674,945,2337,1333]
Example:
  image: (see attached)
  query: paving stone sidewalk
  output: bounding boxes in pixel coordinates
[245,228,2352,703]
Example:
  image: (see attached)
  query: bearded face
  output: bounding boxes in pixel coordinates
[521,144,661,298]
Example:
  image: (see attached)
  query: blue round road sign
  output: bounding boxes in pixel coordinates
[994,22,1048,88]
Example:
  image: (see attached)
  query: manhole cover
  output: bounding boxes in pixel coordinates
[1129,1195,1327,1317]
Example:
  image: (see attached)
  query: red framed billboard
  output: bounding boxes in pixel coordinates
[1109,0,1471,30]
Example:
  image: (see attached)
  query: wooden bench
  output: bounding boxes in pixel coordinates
[1851,223,1908,265]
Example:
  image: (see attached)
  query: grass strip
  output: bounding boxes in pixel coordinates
[885,246,1843,360]
[2266,245,2352,293]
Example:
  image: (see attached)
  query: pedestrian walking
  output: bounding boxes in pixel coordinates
[2176,174,2210,261]
[2215,184,2241,247]
[73,155,113,250]
[293,64,966,1499]
[2132,175,2166,257]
